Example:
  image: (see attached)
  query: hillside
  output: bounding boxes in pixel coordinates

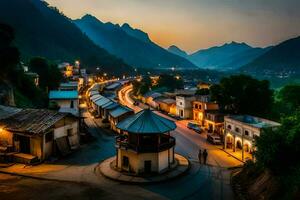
[240,36,300,73]
[167,45,188,58]
[0,0,131,75]
[188,42,269,70]
[74,15,197,69]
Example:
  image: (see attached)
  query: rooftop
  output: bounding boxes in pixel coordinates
[109,106,133,118]
[226,115,280,129]
[0,109,68,135]
[116,109,176,134]
[49,90,78,100]
[0,105,22,120]
[60,82,78,88]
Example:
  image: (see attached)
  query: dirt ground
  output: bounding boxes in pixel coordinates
[0,174,110,200]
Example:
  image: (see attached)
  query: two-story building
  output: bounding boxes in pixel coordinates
[192,95,219,126]
[224,115,280,161]
[176,94,195,119]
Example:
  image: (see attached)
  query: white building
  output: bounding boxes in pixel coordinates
[224,115,280,161]
[49,90,79,116]
[176,94,195,119]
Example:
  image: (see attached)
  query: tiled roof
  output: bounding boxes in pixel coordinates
[49,90,78,100]
[117,109,176,134]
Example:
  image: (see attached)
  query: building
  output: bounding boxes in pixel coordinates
[59,82,78,91]
[205,111,225,135]
[0,107,79,163]
[192,95,219,126]
[115,109,176,174]
[49,90,79,116]
[197,82,211,89]
[176,94,195,119]
[224,115,280,161]
[142,91,162,108]
[108,105,134,132]
[156,98,176,115]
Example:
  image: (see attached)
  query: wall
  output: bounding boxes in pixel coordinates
[0,129,13,145]
[158,148,172,172]
[117,149,160,174]
[30,136,42,159]
[54,118,79,149]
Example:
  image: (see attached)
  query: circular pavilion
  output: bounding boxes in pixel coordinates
[115,109,176,175]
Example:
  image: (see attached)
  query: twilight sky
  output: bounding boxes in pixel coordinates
[46,0,300,53]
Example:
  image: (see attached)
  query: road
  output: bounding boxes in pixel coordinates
[0,82,242,200]
[118,85,242,167]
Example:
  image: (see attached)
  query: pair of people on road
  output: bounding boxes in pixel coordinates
[198,149,208,165]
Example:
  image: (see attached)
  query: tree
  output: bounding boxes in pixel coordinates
[196,88,210,95]
[278,84,300,109]
[255,111,300,195]
[210,74,273,117]
[29,57,62,91]
[157,74,183,90]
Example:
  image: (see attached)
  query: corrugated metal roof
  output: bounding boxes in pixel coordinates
[60,82,78,87]
[102,101,119,109]
[0,105,22,120]
[109,106,133,118]
[94,97,111,107]
[116,109,176,134]
[105,102,119,110]
[90,94,102,101]
[49,90,78,99]
[0,109,68,135]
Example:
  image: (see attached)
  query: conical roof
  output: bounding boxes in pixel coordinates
[116,109,176,134]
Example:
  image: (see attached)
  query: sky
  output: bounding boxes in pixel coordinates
[46,0,300,53]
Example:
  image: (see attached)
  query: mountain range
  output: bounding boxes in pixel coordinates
[0,0,131,75]
[168,42,271,71]
[240,36,300,73]
[74,15,196,69]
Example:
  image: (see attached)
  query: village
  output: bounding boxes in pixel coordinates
[0,60,281,199]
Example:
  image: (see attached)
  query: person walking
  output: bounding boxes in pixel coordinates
[203,149,208,165]
[198,149,202,164]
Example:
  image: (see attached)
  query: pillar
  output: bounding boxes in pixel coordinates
[223,133,227,149]
[233,135,236,152]
[242,137,244,161]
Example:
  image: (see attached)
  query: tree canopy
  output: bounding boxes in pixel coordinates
[157,74,183,90]
[210,74,273,117]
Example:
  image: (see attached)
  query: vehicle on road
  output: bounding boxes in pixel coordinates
[133,101,139,106]
[207,134,222,145]
[168,113,181,120]
[187,122,202,133]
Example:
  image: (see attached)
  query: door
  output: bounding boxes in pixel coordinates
[19,135,30,154]
[144,160,151,173]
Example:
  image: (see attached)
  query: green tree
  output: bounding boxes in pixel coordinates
[255,111,300,196]
[157,74,183,90]
[210,74,273,117]
[29,57,62,91]
[196,88,210,95]
[278,84,300,109]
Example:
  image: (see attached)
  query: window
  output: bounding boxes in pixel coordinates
[227,125,231,130]
[195,104,198,109]
[235,127,240,133]
[179,102,183,105]
[70,100,74,108]
[45,132,53,143]
[245,130,249,136]
[67,128,73,136]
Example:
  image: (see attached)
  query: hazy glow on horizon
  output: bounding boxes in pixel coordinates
[46,0,300,53]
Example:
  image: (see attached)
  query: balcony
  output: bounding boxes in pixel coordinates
[115,135,175,153]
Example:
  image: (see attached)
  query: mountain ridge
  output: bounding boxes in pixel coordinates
[74,14,197,69]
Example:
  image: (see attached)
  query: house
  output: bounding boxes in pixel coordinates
[115,109,176,174]
[59,82,78,91]
[224,115,280,161]
[0,107,79,163]
[108,105,134,132]
[49,90,79,116]
[197,82,211,89]
[205,111,225,135]
[176,94,195,119]
[156,98,176,115]
[192,95,219,126]
[142,91,162,108]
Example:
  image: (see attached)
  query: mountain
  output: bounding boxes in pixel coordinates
[189,42,270,71]
[240,36,300,73]
[0,0,131,75]
[73,15,196,69]
[168,45,188,58]
[121,23,151,43]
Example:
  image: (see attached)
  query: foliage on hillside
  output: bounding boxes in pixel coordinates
[0,0,132,76]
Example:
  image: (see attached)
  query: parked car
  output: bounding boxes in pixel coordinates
[187,122,202,133]
[207,134,222,145]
